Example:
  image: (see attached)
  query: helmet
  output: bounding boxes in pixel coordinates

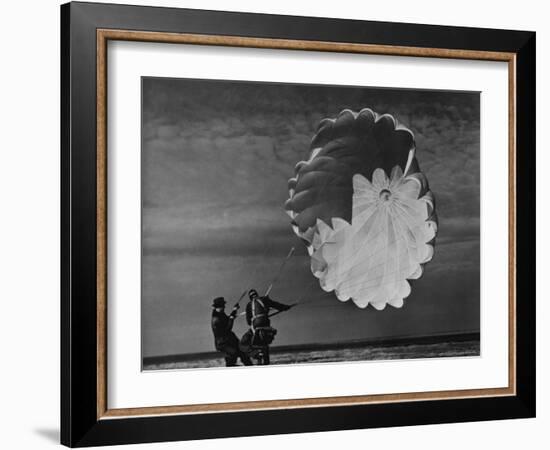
[248,289,258,299]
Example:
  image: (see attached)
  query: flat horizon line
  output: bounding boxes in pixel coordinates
[143,330,480,365]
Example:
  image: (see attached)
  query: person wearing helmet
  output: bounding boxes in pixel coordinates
[240,289,292,365]
[211,297,252,367]
[245,289,291,328]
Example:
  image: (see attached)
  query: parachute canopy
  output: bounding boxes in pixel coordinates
[285,108,438,309]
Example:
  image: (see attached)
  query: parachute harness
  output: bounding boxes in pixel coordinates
[251,297,266,330]
[250,297,273,348]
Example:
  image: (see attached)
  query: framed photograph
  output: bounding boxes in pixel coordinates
[61,1,535,447]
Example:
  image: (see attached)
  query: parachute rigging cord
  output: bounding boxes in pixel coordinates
[264,247,295,297]
[233,290,248,309]
[268,303,298,319]
[284,108,438,310]
[234,248,298,318]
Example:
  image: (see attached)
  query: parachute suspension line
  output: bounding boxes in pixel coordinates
[233,260,264,309]
[233,289,248,309]
[264,247,295,297]
[268,303,298,319]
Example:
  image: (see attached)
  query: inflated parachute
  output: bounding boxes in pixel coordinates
[285,108,438,309]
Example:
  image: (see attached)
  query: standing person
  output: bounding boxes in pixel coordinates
[211,297,252,367]
[240,289,292,365]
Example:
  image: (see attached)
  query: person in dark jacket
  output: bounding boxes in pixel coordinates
[211,297,252,367]
[240,289,292,365]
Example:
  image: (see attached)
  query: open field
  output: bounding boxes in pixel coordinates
[143,333,480,370]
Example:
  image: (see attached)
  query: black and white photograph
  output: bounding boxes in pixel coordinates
[0,0,540,447]
[141,77,481,370]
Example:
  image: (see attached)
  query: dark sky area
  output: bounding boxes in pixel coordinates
[141,77,480,357]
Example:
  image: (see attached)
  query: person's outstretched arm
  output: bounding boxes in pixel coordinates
[264,296,291,311]
[227,305,240,329]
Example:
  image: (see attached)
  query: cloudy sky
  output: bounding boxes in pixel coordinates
[141,77,480,358]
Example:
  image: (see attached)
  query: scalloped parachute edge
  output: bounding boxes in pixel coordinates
[285,109,438,309]
[309,108,417,177]
[286,109,418,245]
[287,109,416,201]
[308,169,438,309]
